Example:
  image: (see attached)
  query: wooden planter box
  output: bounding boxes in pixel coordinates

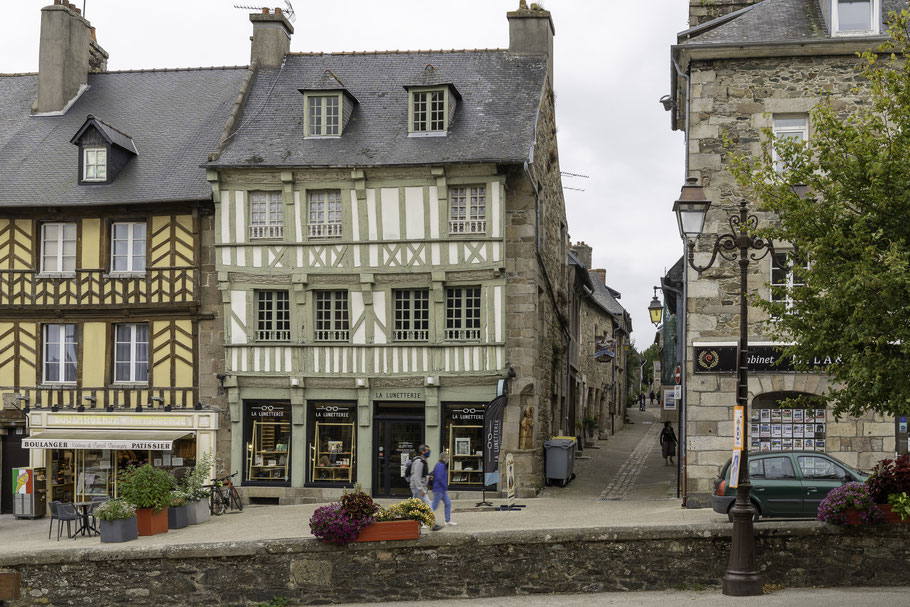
[100,517,139,543]
[135,508,168,536]
[355,520,420,542]
[879,504,909,524]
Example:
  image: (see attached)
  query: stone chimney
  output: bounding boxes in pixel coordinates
[589,269,606,286]
[571,241,592,268]
[689,0,761,27]
[507,1,555,86]
[89,27,108,73]
[250,7,294,69]
[36,1,96,114]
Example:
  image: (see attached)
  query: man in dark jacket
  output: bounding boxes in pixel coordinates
[409,444,431,505]
[660,421,678,466]
[649,390,656,406]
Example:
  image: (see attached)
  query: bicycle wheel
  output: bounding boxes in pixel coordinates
[210,490,226,515]
[229,486,243,512]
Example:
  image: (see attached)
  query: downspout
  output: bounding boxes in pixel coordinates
[671,54,691,178]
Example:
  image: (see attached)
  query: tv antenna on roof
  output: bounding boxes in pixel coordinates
[233,0,296,22]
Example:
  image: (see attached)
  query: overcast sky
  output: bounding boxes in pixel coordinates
[1,0,689,350]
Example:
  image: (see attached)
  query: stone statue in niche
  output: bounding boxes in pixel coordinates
[519,405,535,450]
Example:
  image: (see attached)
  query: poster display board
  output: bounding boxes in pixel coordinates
[751,408,826,452]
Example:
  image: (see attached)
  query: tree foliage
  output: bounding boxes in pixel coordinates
[729,10,910,419]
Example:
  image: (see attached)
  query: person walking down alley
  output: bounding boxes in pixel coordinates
[639,393,645,411]
[660,421,678,466]
[409,444,432,506]
[649,390,655,406]
[430,451,456,530]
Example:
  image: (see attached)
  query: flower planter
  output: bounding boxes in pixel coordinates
[135,507,168,536]
[167,503,190,530]
[879,504,909,524]
[99,517,138,543]
[355,520,420,542]
[187,498,210,525]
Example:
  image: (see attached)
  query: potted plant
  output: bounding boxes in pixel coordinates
[182,451,214,525]
[167,489,191,530]
[118,464,174,536]
[95,499,138,544]
[817,481,884,526]
[886,492,910,523]
[865,454,910,522]
[309,502,373,545]
[362,497,433,542]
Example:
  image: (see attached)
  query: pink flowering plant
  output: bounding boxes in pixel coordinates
[817,482,884,526]
[309,502,373,544]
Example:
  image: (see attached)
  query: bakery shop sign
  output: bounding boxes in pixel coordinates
[694,345,837,374]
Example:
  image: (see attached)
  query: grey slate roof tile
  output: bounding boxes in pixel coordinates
[0,67,248,207]
[680,0,902,46]
[208,51,547,168]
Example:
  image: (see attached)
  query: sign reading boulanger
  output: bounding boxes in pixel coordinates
[23,438,175,450]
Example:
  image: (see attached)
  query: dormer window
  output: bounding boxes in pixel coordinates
[833,0,879,35]
[411,88,447,133]
[83,146,107,181]
[306,93,341,136]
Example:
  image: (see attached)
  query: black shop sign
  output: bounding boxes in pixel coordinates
[694,345,837,374]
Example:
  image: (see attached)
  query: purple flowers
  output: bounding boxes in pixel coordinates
[309,502,373,544]
[817,482,884,526]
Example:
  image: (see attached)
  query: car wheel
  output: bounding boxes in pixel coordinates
[727,501,760,523]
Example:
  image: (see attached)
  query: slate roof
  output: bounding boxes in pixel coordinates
[679,0,902,46]
[0,67,248,207]
[70,114,139,155]
[208,51,547,168]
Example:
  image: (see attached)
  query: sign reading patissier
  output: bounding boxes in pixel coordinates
[23,437,175,450]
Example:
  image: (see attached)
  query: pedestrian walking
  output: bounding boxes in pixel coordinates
[639,392,645,411]
[649,390,655,406]
[408,444,432,506]
[659,421,678,466]
[430,451,456,530]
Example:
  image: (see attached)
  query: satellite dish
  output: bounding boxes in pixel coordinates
[232,1,296,22]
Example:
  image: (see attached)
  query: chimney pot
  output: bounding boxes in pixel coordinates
[275,7,282,14]
[261,7,269,13]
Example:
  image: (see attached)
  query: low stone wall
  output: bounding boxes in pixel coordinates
[2,522,908,606]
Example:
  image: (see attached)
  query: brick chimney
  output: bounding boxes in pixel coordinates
[35,1,99,114]
[507,1,555,86]
[689,0,761,27]
[571,241,592,268]
[250,7,294,69]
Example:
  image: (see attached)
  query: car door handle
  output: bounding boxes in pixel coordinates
[806,487,818,493]
[754,487,765,492]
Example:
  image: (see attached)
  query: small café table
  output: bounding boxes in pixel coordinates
[73,501,99,537]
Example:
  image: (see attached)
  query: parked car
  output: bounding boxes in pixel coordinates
[712,451,868,521]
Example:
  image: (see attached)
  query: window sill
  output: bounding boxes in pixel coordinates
[111,382,150,388]
[105,272,147,279]
[40,382,77,388]
[408,131,447,138]
[447,232,487,237]
[37,273,76,279]
[304,135,341,140]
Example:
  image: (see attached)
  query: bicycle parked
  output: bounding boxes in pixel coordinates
[206,472,243,515]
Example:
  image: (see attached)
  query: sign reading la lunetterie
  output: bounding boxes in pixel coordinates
[371,389,424,401]
[694,345,837,374]
[22,438,175,450]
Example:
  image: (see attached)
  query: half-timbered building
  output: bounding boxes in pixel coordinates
[206,3,571,501]
[0,1,244,510]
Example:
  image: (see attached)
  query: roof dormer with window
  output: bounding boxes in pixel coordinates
[299,70,358,138]
[826,0,881,36]
[70,114,138,185]
[405,64,461,137]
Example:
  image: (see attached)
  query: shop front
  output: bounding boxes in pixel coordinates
[307,402,356,486]
[442,403,490,490]
[23,410,217,509]
[243,402,292,486]
[372,397,425,499]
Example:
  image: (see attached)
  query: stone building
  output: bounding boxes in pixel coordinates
[0,1,236,514]
[204,3,573,501]
[668,0,902,507]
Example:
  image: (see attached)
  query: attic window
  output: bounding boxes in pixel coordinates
[833,0,879,35]
[306,93,341,137]
[83,146,107,182]
[410,87,447,134]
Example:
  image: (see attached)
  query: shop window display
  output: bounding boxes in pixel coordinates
[308,403,356,484]
[751,408,827,452]
[245,403,291,484]
[443,404,487,487]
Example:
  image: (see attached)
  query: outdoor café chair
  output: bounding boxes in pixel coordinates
[54,502,80,540]
[47,500,61,540]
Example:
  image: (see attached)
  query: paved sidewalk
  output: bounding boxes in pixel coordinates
[0,406,718,557]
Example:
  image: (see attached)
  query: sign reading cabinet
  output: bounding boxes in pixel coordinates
[693,345,839,374]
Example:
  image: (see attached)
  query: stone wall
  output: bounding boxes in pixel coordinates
[3,523,909,606]
[684,54,895,505]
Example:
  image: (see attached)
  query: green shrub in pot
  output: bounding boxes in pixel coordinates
[118,464,174,513]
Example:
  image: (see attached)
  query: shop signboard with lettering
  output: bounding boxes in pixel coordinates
[694,345,838,374]
[371,390,425,401]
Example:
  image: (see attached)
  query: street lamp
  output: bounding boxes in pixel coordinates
[674,177,775,597]
[648,287,663,327]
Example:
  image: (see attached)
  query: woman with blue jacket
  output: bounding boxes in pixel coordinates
[430,451,456,530]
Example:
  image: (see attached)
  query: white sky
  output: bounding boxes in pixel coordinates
[1,0,690,348]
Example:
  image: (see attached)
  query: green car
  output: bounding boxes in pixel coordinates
[712,451,868,521]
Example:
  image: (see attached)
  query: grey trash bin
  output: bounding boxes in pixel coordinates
[543,437,576,486]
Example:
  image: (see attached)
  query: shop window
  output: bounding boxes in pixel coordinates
[308,403,356,484]
[445,287,481,341]
[443,404,487,488]
[245,403,291,484]
[113,323,149,383]
[43,323,77,384]
[393,289,430,341]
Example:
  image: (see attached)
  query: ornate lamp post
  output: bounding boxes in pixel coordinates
[648,287,664,327]
[674,177,774,597]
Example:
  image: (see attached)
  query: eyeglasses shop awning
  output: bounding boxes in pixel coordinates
[22,430,193,451]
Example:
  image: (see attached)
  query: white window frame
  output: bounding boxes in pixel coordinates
[832,0,879,35]
[409,87,447,135]
[43,323,77,384]
[314,290,350,342]
[770,251,810,310]
[308,190,343,239]
[249,191,285,240]
[772,115,809,173]
[40,222,77,276]
[113,323,149,384]
[444,286,482,341]
[83,146,107,182]
[393,289,430,342]
[110,222,147,274]
[256,290,291,342]
[448,185,487,234]
[305,93,341,137]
